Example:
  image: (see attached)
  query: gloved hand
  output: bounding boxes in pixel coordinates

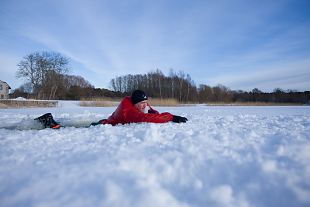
[90,119,107,126]
[90,121,101,126]
[148,109,158,114]
[172,115,188,123]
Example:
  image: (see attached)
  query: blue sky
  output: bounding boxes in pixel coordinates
[1,0,310,92]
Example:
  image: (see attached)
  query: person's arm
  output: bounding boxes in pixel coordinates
[145,104,188,123]
[90,119,108,126]
[125,108,173,123]
[147,103,159,114]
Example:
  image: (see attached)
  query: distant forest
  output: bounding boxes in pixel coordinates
[109,69,310,104]
[10,51,310,104]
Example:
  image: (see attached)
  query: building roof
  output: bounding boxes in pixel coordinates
[0,80,11,89]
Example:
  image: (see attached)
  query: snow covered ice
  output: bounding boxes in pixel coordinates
[0,103,310,207]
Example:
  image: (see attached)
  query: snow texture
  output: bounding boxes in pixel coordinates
[0,102,310,207]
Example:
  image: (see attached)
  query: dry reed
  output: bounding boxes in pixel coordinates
[148,98,179,106]
[0,103,8,108]
[80,97,180,107]
[0,100,57,108]
[206,102,303,106]
[79,97,119,107]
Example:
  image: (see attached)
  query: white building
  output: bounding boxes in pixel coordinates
[0,80,11,99]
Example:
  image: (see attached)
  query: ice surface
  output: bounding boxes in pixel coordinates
[0,103,310,207]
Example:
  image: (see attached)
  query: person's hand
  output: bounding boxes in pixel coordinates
[90,121,101,126]
[172,115,188,123]
[148,108,157,114]
[90,119,107,126]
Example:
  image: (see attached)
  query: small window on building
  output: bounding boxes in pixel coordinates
[0,84,3,90]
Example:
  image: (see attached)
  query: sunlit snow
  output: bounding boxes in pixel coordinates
[0,102,309,207]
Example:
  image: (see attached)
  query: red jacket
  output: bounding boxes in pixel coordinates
[101,96,173,125]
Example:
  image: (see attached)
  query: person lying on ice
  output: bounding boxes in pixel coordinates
[35,90,188,129]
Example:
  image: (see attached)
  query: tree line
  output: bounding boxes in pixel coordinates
[110,69,197,102]
[109,70,310,104]
[12,51,310,104]
[13,51,124,100]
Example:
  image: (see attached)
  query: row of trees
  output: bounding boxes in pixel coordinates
[16,51,71,99]
[110,70,310,104]
[14,51,310,104]
[110,69,197,102]
[198,85,310,104]
[14,51,125,100]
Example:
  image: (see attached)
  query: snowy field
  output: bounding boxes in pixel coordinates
[0,102,310,207]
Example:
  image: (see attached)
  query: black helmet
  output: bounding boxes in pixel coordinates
[131,90,148,104]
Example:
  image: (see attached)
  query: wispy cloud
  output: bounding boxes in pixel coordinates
[0,53,24,87]
[17,0,195,87]
[1,0,309,90]
[210,58,310,91]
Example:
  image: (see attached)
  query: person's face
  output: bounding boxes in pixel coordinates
[134,100,148,112]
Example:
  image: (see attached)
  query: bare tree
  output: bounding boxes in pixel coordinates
[186,74,191,103]
[16,51,70,99]
[16,52,40,89]
[198,84,212,103]
[177,71,185,102]
[110,79,116,91]
[109,69,198,102]
[169,69,175,99]
[157,69,162,100]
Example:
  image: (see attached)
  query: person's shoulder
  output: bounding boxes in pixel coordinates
[121,96,132,103]
[120,96,134,108]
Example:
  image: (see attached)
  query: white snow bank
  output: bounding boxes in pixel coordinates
[0,106,310,207]
[14,97,27,101]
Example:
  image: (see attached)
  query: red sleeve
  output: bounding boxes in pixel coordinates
[125,108,173,123]
[147,104,159,114]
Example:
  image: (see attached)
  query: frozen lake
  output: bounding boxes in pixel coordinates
[0,103,310,207]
